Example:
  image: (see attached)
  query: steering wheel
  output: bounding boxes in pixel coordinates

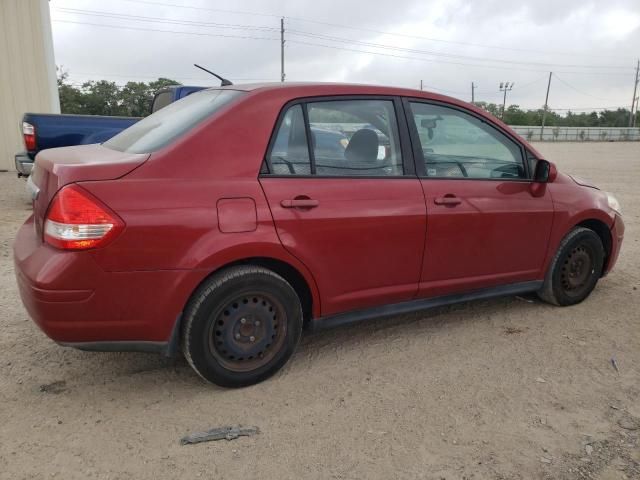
[455,161,468,177]
[492,164,521,178]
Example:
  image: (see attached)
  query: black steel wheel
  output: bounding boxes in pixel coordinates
[560,244,594,297]
[182,266,303,387]
[538,227,605,306]
[208,292,286,372]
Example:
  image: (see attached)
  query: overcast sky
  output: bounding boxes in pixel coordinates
[50,0,640,112]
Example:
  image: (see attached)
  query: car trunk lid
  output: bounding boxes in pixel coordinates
[29,144,149,239]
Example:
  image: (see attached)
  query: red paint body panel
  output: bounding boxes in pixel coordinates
[418,179,554,297]
[13,83,624,348]
[607,214,625,274]
[217,198,257,233]
[260,177,426,315]
[541,173,619,275]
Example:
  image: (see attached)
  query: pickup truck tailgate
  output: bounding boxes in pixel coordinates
[30,144,149,238]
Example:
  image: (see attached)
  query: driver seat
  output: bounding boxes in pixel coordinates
[345,129,378,164]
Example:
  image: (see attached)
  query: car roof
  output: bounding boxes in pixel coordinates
[220,81,450,99]
[202,82,545,159]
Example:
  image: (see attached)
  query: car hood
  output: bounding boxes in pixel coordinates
[568,174,599,190]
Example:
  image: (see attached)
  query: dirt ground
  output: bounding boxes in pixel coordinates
[0,142,638,480]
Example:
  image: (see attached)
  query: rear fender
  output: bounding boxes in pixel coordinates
[189,241,322,318]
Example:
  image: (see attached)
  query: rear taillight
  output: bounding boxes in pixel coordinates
[44,185,124,250]
[22,122,36,151]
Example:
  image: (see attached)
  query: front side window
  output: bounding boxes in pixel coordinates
[409,102,526,179]
[265,99,404,177]
[104,89,244,154]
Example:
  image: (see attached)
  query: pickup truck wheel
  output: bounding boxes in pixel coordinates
[538,227,605,306]
[181,266,303,388]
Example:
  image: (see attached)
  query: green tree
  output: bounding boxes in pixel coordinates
[80,80,125,116]
[473,101,500,117]
[148,77,180,91]
[119,81,152,117]
[57,68,85,114]
[56,68,181,117]
[472,101,635,128]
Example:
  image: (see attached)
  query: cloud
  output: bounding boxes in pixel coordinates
[51,0,639,112]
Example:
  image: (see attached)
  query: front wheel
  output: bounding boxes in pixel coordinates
[181,266,303,388]
[538,227,605,306]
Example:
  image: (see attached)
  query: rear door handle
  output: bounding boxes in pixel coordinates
[434,195,461,206]
[280,199,319,209]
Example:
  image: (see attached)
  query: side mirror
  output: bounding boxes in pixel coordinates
[533,159,557,183]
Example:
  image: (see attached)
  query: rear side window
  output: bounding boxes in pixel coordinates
[265,98,403,177]
[268,105,311,175]
[104,89,244,154]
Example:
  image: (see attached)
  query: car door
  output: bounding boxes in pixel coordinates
[404,99,554,298]
[259,97,426,316]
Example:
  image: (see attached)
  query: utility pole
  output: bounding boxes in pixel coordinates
[471,82,475,103]
[280,17,285,83]
[540,72,552,140]
[629,59,639,127]
[420,80,423,91]
[499,82,514,120]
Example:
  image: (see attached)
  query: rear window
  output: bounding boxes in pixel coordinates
[104,89,244,154]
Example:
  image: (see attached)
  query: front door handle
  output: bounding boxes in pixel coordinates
[434,195,461,206]
[281,198,319,209]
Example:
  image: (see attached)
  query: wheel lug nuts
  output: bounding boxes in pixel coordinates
[255,321,260,326]
[235,333,241,339]
[240,318,246,324]
[249,336,255,342]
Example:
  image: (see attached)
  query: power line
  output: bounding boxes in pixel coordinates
[52,19,280,41]
[115,0,280,18]
[286,29,634,71]
[67,72,274,81]
[51,3,636,108]
[549,106,627,111]
[473,74,548,95]
[55,6,634,71]
[286,39,633,75]
[53,7,278,32]
[284,19,636,61]
[552,74,621,102]
[113,0,634,60]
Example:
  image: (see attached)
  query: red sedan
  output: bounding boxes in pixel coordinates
[14,83,624,387]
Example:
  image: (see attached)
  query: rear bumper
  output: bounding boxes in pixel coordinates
[13,215,199,353]
[15,152,34,177]
[604,214,624,275]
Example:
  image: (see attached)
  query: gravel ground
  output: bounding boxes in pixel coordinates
[0,142,638,480]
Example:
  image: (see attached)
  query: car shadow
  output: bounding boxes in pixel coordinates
[52,292,543,394]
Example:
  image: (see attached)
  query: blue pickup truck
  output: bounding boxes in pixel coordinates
[15,85,205,176]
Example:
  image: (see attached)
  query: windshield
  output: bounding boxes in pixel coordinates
[104,89,244,154]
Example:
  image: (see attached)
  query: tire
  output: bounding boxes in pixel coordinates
[538,227,605,306]
[181,266,303,388]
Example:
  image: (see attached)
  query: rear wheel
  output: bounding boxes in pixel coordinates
[538,227,605,306]
[181,266,303,387]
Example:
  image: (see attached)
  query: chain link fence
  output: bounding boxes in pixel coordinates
[511,126,640,142]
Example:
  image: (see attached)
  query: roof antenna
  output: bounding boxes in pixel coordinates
[194,64,233,86]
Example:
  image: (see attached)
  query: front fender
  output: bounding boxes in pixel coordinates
[542,181,616,277]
